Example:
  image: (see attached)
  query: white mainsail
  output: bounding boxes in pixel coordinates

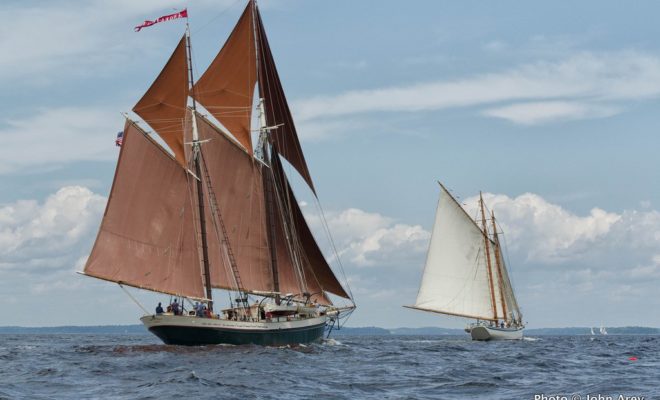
[412,184,501,320]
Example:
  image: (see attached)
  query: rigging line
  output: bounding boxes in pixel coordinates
[498,226,521,315]
[274,169,309,294]
[118,284,150,315]
[311,194,355,303]
[270,158,307,292]
[199,151,245,298]
[278,157,339,303]
[192,0,244,35]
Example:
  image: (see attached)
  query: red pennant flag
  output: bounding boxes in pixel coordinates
[134,9,188,32]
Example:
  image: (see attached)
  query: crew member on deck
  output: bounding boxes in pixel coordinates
[171,299,180,315]
[155,302,164,314]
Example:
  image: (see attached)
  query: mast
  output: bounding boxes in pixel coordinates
[479,192,498,321]
[253,2,281,305]
[186,22,213,310]
[259,102,281,305]
[491,211,508,322]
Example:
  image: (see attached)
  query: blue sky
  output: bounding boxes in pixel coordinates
[2,0,660,329]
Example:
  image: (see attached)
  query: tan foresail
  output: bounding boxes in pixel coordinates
[255,7,316,194]
[193,3,257,153]
[270,150,351,301]
[132,35,189,165]
[83,121,206,300]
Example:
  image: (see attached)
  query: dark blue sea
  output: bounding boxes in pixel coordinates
[0,334,657,399]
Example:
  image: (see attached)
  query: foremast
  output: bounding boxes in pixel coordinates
[185,22,214,311]
[257,99,282,305]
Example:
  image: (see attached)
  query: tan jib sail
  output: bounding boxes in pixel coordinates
[410,183,514,321]
[192,3,257,153]
[83,121,206,300]
[133,35,189,165]
[270,149,350,300]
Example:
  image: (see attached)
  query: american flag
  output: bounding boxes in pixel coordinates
[115,131,123,147]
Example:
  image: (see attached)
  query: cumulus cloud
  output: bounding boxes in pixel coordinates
[294,51,660,131]
[303,207,430,268]
[0,186,106,272]
[2,186,660,326]
[461,192,623,263]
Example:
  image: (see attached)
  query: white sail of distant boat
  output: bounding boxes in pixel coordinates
[405,182,524,341]
[590,327,595,335]
[600,326,608,335]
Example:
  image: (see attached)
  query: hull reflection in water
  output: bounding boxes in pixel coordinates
[141,314,327,346]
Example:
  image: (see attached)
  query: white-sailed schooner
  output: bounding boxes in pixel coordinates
[405,182,524,341]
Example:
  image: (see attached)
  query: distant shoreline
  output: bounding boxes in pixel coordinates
[0,325,657,336]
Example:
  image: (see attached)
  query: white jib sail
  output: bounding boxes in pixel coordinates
[413,184,502,321]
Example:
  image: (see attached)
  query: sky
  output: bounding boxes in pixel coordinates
[2,0,660,329]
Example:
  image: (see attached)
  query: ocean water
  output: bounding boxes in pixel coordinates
[0,334,657,399]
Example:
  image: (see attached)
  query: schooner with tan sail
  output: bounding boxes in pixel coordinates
[81,1,354,346]
[406,183,524,341]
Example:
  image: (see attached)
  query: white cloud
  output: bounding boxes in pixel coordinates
[0,107,123,174]
[462,192,623,263]
[304,208,430,268]
[0,0,236,83]
[482,101,620,125]
[0,186,106,272]
[294,51,660,129]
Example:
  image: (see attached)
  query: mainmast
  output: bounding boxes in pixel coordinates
[253,0,281,305]
[259,100,281,305]
[186,22,214,310]
[491,211,508,322]
[479,193,498,321]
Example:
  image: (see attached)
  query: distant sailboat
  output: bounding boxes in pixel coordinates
[80,0,355,346]
[600,326,608,335]
[590,327,595,335]
[406,183,524,341]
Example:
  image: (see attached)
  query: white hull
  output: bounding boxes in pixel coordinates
[469,325,524,341]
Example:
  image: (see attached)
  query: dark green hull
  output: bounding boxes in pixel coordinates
[148,322,326,346]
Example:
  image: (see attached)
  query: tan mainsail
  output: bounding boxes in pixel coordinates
[193,4,257,153]
[132,36,189,165]
[84,122,205,300]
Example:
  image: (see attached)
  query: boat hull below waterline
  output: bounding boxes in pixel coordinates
[141,314,327,346]
[470,325,524,341]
